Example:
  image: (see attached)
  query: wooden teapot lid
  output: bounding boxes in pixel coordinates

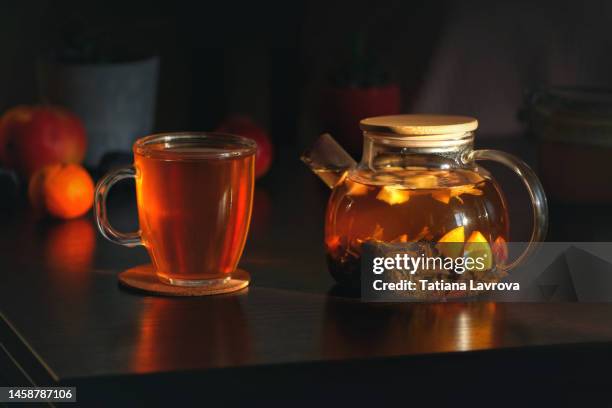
[360,114,478,136]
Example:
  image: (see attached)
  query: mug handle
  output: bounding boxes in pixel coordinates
[469,149,548,270]
[94,166,143,247]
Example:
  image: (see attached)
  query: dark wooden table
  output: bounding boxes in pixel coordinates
[2,140,612,406]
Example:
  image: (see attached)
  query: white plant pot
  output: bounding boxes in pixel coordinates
[38,56,159,167]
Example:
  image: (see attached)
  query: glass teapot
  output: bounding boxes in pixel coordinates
[302,114,548,288]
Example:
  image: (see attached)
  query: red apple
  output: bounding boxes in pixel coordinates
[216,115,273,179]
[0,105,87,178]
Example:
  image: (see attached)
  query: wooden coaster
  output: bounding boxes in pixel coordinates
[118,264,250,297]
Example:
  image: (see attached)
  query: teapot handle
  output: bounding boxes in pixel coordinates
[469,149,548,270]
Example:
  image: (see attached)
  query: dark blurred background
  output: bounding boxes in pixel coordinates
[3,0,612,144]
[3,0,612,241]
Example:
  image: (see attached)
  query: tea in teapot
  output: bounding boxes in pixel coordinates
[303,115,548,291]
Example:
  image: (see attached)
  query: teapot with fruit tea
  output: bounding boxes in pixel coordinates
[302,115,548,291]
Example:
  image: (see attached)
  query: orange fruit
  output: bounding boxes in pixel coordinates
[436,226,465,259]
[438,226,465,243]
[376,185,411,205]
[464,231,493,270]
[28,163,94,219]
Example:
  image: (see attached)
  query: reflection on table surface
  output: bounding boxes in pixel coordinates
[2,143,612,384]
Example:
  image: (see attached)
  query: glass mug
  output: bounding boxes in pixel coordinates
[94,132,256,286]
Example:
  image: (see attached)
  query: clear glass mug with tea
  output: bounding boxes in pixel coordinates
[94,132,256,287]
[302,115,548,289]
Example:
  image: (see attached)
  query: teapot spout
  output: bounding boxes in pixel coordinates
[301,133,357,189]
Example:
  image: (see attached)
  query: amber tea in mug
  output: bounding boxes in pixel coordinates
[95,133,256,286]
